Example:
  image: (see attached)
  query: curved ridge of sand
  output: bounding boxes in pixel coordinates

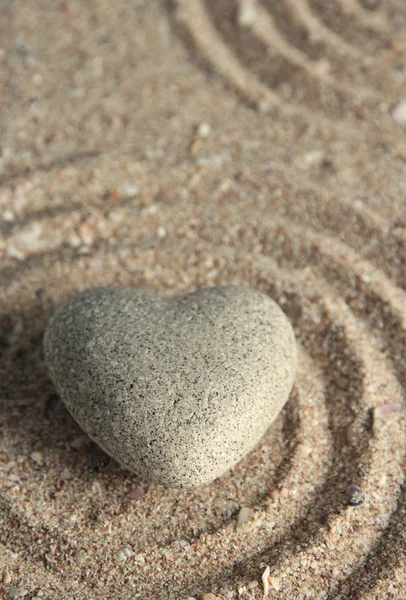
[0,1,406,599]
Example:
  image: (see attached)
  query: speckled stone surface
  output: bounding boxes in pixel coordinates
[44,286,297,487]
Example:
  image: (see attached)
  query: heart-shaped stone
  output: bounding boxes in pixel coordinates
[44,286,297,487]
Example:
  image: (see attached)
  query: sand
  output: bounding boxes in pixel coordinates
[0,0,405,599]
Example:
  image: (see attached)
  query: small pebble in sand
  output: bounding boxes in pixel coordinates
[91,481,102,495]
[2,566,12,584]
[391,100,406,125]
[198,123,211,138]
[247,580,259,589]
[347,485,365,506]
[201,594,222,600]
[157,226,167,239]
[298,149,326,168]
[100,521,112,535]
[70,435,91,450]
[120,183,139,197]
[238,1,257,27]
[133,554,145,564]
[373,403,402,417]
[262,565,271,597]
[30,451,44,466]
[7,588,28,599]
[236,506,252,532]
[115,550,127,563]
[269,576,281,591]
[128,486,145,500]
[257,99,272,114]
[2,210,15,222]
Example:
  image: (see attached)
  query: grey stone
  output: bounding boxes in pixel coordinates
[44,286,297,487]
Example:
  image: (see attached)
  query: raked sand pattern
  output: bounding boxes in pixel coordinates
[1,1,406,599]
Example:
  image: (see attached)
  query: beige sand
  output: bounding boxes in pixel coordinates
[1,1,405,598]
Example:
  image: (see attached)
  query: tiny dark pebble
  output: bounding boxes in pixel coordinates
[348,485,365,506]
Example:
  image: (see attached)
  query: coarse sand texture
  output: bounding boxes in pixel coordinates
[0,0,405,598]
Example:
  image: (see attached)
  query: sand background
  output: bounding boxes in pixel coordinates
[1,1,406,598]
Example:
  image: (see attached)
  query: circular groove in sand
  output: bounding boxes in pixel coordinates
[236,0,378,101]
[1,2,405,596]
[1,217,405,597]
[251,276,405,594]
[173,0,397,119]
[2,159,405,291]
[337,0,389,31]
[0,261,333,542]
[283,0,363,57]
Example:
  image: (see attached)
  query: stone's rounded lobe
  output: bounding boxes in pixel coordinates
[44,285,297,488]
